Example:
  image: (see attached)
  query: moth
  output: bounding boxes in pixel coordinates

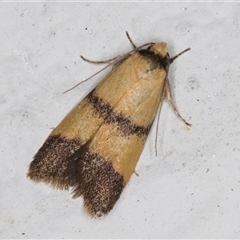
[27,32,191,217]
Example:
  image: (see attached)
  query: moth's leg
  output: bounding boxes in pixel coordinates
[81,55,121,64]
[134,170,139,176]
[81,31,150,65]
[155,94,165,156]
[80,31,139,66]
[81,31,137,64]
[165,78,191,127]
[65,54,130,94]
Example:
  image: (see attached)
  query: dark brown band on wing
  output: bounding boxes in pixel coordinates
[72,147,124,216]
[87,90,152,137]
[27,135,82,189]
[138,49,169,72]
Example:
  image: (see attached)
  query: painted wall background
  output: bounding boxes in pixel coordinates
[1,2,240,238]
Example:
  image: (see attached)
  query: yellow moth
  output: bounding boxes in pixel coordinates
[27,32,191,217]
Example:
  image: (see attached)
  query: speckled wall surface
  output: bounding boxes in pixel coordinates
[1,2,240,238]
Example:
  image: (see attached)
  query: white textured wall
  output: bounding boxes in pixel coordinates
[1,2,240,238]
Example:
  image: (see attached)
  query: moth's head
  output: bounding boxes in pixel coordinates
[150,42,168,58]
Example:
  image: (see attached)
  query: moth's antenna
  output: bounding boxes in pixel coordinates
[63,63,113,94]
[125,31,137,49]
[170,48,191,63]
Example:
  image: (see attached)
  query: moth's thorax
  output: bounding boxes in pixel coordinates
[150,42,168,58]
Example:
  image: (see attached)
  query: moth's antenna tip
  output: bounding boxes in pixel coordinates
[170,47,191,63]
